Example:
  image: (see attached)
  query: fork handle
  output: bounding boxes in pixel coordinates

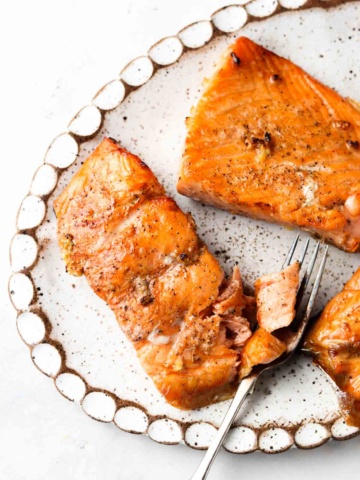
[190,375,258,480]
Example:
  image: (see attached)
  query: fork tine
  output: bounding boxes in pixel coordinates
[283,233,300,268]
[304,245,329,320]
[294,241,320,310]
[287,244,328,352]
[298,237,310,267]
[302,241,320,293]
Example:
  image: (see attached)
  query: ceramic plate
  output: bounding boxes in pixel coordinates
[9,0,360,453]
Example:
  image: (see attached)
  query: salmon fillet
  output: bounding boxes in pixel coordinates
[304,268,360,426]
[54,138,253,410]
[177,37,360,253]
[238,263,298,378]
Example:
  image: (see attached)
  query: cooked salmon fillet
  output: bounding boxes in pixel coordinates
[54,138,253,409]
[304,268,360,427]
[177,37,360,253]
[239,328,287,379]
[255,263,299,332]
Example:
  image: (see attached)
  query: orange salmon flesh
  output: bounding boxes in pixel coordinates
[178,37,360,253]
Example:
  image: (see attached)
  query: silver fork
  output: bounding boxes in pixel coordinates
[190,235,329,480]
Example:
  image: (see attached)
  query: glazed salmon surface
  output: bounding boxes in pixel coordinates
[54,138,255,410]
[305,268,360,426]
[177,37,360,252]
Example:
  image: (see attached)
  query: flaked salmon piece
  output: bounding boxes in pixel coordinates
[304,268,360,426]
[219,315,252,349]
[242,294,257,329]
[177,36,360,253]
[255,262,300,332]
[239,328,287,379]
[239,264,299,378]
[213,266,253,350]
[54,138,252,410]
[213,267,245,315]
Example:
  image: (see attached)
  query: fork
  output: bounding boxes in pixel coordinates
[190,235,329,480]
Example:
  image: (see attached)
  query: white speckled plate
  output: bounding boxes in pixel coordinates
[9,0,360,453]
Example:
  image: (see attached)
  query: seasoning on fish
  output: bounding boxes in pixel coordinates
[177,36,360,253]
[54,138,254,410]
[304,268,360,427]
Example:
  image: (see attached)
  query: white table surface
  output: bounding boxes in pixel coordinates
[1,1,359,478]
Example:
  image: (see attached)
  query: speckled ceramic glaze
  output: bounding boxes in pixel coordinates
[9,0,360,453]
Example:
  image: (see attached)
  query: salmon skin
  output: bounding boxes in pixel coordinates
[177,37,360,253]
[54,138,254,410]
[304,268,360,427]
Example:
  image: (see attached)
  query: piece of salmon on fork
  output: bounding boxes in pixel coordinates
[190,235,329,480]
